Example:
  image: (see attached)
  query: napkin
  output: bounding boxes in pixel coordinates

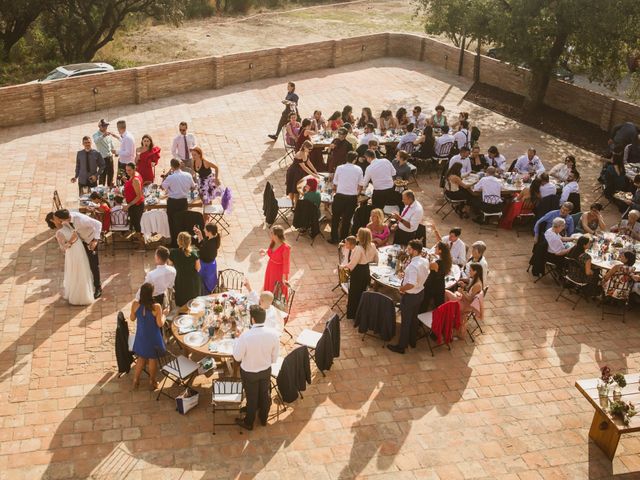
[179,326,197,335]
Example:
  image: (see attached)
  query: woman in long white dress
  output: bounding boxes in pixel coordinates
[55,223,94,305]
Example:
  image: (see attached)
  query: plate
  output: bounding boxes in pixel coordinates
[211,339,235,355]
[175,315,195,329]
[184,331,208,348]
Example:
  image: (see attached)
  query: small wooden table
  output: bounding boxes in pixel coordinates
[575,374,640,460]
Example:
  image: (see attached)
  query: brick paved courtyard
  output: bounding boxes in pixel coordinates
[0,57,639,479]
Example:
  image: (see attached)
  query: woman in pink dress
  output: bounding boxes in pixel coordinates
[135,134,161,185]
[261,225,291,298]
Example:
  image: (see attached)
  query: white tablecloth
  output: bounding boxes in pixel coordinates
[140,209,171,240]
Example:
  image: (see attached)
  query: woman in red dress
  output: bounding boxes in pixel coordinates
[261,225,291,298]
[135,134,161,185]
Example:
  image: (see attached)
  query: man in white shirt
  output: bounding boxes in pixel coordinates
[361,150,396,209]
[453,120,470,150]
[514,148,545,175]
[387,239,429,354]
[233,305,280,430]
[471,166,503,219]
[93,119,117,187]
[441,227,466,266]
[398,123,418,152]
[538,172,557,199]
[408,106,427,130]
[448,146,472,175]
[330,151,363,243]
[545,217,573,267]
[559,172,579,204]
[171,121,198,170]
[115,120,135,178]
[47,209,103,298]
[162,159,196,247]
[391,190,424,245]
[435,125,455,157]
[244,279,286,335]
[358,123,378,146]
[135,247,176,305]
[487,146,506,171]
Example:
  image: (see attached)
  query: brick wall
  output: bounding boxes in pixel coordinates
[0,32,638,132]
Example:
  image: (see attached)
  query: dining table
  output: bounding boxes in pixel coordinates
[370,244,461,290]
[461,172,563,197]
[582,232,640,271]
[311,128,403,150]
[79,184,203,213]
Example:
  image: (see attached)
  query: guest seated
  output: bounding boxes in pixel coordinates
[285,140,320,203]
[499,179,541,230]
[449,111,469,131]
[430,105,447,128]
[566,235,601,297]
[445,262,484,333]
[435,227,466,266]
[390,190,424,245]
[602,251,637,299]
[302,177,321,210]
[395,107,409,129]
[545,217,574,265]
[341,105,356,125]
[549,155,578,182]
[444,163,472,218]
[367,208,390,247]
[514,148,545,175]
[409,106,427,129]
[421,241,452,312]
[397,123,418,151]
[89,192,111,232]
[463,241,489,284]
[343,123,359,150]
[327,127,353,173]
[243,279,285,336]
[611,209,640,240]
[453,120,470,151]
[413,126,436,159]
[378,110,398,133]
[295,118,315,151]
[469,145,488,172]
[392,151,412,181]
[471,166,503,221]
[604,148,629,202]
[358,123,378,146]
[559,171,580,203]
[309,110,326,132]
[327,111,344,131]
[357,107,377,129]
[284,112,301,147]
[534,201,575,241]
[435,125,455,156]
[486,146,506,171]
[110,195,128,229]
[538,172,557,199]
[448,146,472,175]
[580,203,606,235]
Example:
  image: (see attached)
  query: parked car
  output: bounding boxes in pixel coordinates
[30,63,114,83]
[486,48,574,83]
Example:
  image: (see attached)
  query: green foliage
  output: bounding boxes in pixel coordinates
[184,0,217,19]
[0,0,52,60]
[414,0,640,112]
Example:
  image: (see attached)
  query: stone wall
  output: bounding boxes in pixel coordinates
[0,32,638,132]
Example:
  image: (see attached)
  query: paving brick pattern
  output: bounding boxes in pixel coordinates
[0,58,638,479]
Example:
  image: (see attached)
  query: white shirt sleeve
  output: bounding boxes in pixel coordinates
[403,263,418,288]
[232,336,245,363]
[545,229,564,254]
[171,136,180,158]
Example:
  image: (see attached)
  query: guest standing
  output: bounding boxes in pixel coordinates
[391,190,424,245]
[342,228,378,320]
[93,119,117,186]
[387,240,430,354]
[330,151,363,244]
[327,127,353,173]
[194,224,220,294]
[171,121,198,171]
[295,118,325,172]
[169,232,201,307]
[261,226,291,297]
[233,305,280,430]
[268,82,299,141]
[162,158,196,247]
[115,120,135,181]
[71,136,104,194]
[131,282,165,390]
[420,241,452,312]
[361,150,396,210]
[285,140,320,203]
[135,134,161,185]
[123,163,145,238]
[191,146,220,201]
[136,246,176,305]
[284,113,301,147]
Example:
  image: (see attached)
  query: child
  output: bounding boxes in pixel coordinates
[89,192,111,232]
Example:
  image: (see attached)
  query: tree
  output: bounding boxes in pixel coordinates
[0,0,50,61]
[42,0,183,63]
[415,0,640,114]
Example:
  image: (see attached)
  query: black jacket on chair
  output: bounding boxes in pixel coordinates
[315,328,334,372]
[276,346,312,403]
[535,194,559,220]
[115,312,134,374]
[529,238,548,277]
[176,210,204,235]
[292,199,320,238]
[354,291,396,341]
[326,314,340,358]
[351,202,373,235]
[263,182,278,226]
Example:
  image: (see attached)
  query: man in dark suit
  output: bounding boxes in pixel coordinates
[71,136,105,194]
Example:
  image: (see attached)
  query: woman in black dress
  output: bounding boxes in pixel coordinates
[194,223,220,294]
[420,241,453,312]
[285,140,320,203]
[342,228,379,319]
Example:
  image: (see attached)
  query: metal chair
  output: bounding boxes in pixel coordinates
[331,266,349,319]
[203,203,230,235]
[555,258,590,310]
[278,131,296,168]
[265,184,294,227]
[478,195,503,236]
[273,280,295,339]
[211,378,244,434]
[466,287,488,342]
[435,189,466,220]
[601,270,634,323]
[155,349,199,401]
[295,315,338,377]
[53,190,63,211]
[513,198,536,237]
[417,301,460,356]
[431,141,455,176]
[216,269,245,293]
[108,209,131,255]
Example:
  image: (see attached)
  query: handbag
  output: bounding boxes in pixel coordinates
[176,387,199,414]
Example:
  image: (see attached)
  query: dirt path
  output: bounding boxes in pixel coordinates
[101,0,426,64]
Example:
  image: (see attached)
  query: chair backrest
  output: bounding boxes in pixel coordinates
[435,141,454,158]
[563,257,588,285]
[399,142,416,154]
[213,379,243,395]
[519,198,536,216]
[110,208,129,228]
[567,192,581,214]
[217,268,244,293]
[273,280,295,318]
[482,195,503,206]
[156,348,178,373]
[53,190,63,211]
[604,269,634,301]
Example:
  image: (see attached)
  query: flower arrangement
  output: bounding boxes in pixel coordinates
[608,400,637,426]
[199,174,223,205]
[598,366,629,408]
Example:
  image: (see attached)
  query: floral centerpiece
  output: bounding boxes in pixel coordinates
[598,366,629,408]
[608,400,637,426]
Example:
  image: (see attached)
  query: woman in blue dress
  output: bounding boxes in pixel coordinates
[194,223,220,294]
[131,282,165,390]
